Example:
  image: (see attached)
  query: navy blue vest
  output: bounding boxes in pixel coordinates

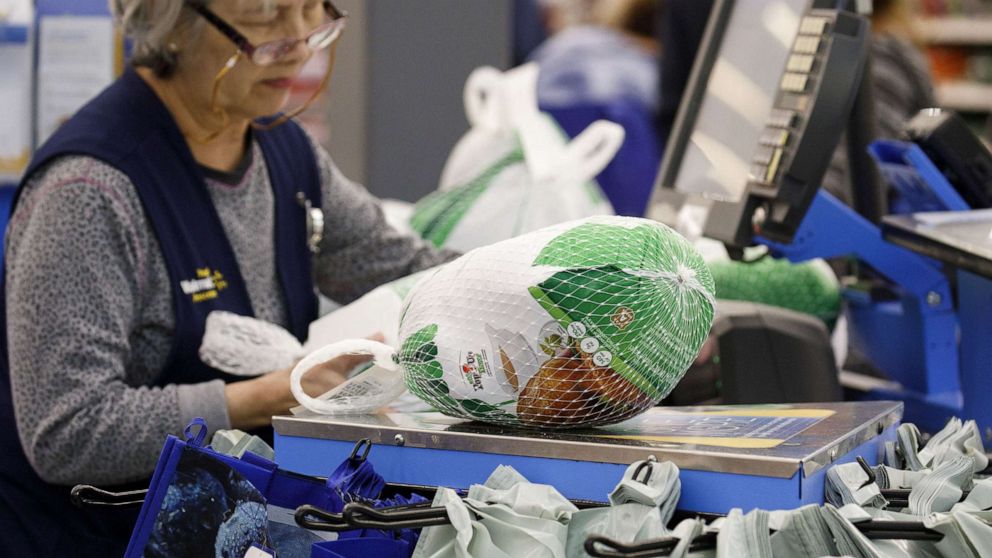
[0,68,320,556]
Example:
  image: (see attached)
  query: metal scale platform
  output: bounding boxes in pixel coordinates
[273,401,901,514]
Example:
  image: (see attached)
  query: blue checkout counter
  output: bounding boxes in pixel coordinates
[881,209,992,435]
[274,401,901,514]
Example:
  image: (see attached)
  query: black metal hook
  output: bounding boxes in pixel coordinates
[979,459,992,476]
[584,534,676,558]
[350,438,372,462]
[583,518,944,557]
[294,504,353,532]
[584,532,718,558]
[855,456,973,508]
[295,501,444,532]
[70,485,148,509]
[587,521,945,557]
[857,520,944,541]
[341,501,451,530]
[882,490,971,510]
[856,456,877,489]
[632,461,654,486]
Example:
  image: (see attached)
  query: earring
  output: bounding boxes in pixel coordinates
[167,42,180,54]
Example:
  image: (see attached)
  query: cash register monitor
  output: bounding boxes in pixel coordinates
[649,0,870,246]
[656,0,811,204]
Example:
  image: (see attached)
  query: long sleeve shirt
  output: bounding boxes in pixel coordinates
[4,135,455,485]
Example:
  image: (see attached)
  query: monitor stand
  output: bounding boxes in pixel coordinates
[760,189,967,434]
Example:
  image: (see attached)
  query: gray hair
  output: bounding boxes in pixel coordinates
[110,0,275,77]
[110,0,200,76]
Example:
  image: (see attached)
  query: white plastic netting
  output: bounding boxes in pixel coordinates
[395,215,716,428]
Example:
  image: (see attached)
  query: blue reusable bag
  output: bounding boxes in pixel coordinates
[310,538,411,558]
[124,419,419,558]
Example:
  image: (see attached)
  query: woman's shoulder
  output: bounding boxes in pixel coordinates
[17,154,141,204]
[275,123,343,192]
[9,154,147,241]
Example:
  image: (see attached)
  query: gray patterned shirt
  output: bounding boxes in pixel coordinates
[5,136,452,485]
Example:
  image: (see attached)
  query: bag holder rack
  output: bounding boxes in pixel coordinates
[69,438,445,510]
[583,518,947,558]
[574,453,992,557]
[854,456,989,509]
[70,437,980,554]
[296,486,613,532]
[294,457,674,532]
[69,434,612,513]
[290,452,953,557]
[294,497,947,558]
[296,501,451,532]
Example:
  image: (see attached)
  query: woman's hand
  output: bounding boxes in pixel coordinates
[224,334,383,430]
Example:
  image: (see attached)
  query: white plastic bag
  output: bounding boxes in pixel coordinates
[437,65,520,192]
[411,64,621,253]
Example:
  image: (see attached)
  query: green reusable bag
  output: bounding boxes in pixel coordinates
[707,257,840,326]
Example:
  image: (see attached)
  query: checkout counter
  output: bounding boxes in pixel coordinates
[882,211,992,438]
[274,0,992,519]
[29,0,992,555]
[274,402,901,513]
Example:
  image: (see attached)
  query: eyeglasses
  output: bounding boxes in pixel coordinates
[182,1,346,141]
[187,0,347,66]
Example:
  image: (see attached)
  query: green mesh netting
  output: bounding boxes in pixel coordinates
[396,216,716,429]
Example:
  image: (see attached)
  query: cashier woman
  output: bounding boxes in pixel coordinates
[0,0,455,554]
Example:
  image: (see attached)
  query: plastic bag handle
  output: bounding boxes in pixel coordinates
[463,66,504,129]
[501,62,541,127]
[516,114,567,180]
[290,339,399,415]
[517,118,624,184]
[553,120,626,184]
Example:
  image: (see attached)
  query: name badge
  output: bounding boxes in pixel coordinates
[297,192,324,254]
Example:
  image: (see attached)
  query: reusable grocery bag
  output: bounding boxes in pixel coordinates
[565,460,680,557]
[124,419,423,558]
[707,257,841,327]
[412,466,576,558]
[311,538,412,558]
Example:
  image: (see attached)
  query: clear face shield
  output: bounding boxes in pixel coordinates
[187,0,347,140]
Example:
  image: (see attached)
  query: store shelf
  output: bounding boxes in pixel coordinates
[915,16,992,45]
[936,80,992,112]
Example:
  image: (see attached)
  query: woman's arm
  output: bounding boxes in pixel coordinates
[223,348,373,430]
[309,141,459,304]
[5,158,230,485]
